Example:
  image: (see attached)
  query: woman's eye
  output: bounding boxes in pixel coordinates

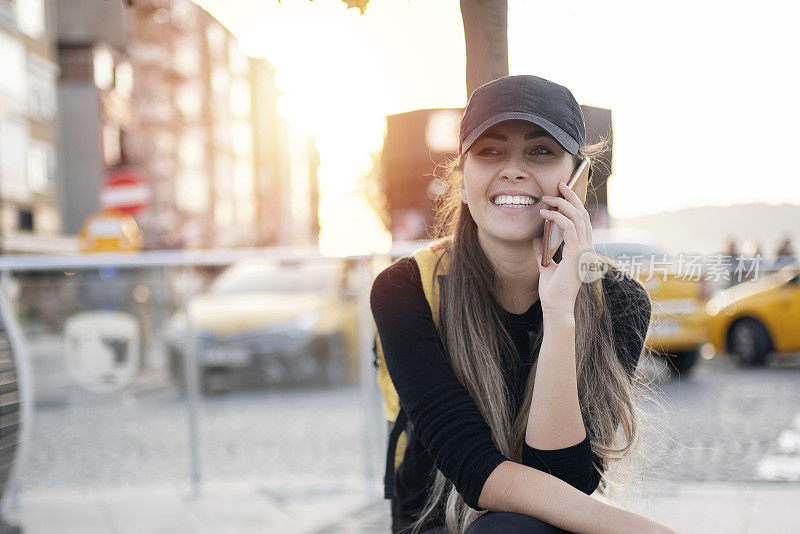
[529,146,552,155]
[477,147,500,155]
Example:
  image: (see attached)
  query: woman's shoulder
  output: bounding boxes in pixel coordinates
[369,256,425,312]
[372,255,422,291]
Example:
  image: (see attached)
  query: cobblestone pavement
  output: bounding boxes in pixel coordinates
[13,334,800,532]
[22,381,377,490]
[639,351,800,483]
[314,352,800,533]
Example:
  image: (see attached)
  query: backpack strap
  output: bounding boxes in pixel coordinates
[381,241,449,500]
[384,408,408,499]
[411,242,450,330]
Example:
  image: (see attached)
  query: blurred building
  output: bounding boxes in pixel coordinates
[0,0,72,254]
[380,105,613,241]
[55,0,319,250]
[381,108,460,241]
[249,59,320,247]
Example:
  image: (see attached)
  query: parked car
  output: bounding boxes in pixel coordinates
[593,228,711,375]
[166,259,360,393]
[78,209,143,253]
[705,260,800,366]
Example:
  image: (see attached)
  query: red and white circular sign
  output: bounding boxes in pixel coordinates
[101,168,151,216]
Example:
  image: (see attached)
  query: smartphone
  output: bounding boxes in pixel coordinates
[541,157,592,267]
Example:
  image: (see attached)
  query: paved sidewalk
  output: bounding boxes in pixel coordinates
[3,477,382,534]
[609,480,800,534]
[2,480,799,533]
[319,480,800,534]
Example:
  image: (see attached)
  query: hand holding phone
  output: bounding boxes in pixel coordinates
[541,157,592,267]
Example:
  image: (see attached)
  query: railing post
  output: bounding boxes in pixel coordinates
[356,257,383,493]
[182,265,203,498]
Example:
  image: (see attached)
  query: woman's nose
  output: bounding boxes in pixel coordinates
[500,156,530,181]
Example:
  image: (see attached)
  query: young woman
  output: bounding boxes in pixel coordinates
[370,75,677,534]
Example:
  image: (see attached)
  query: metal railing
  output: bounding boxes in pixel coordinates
[0,240,431,523]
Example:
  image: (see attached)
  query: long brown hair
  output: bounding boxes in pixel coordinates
[406,140,666,534]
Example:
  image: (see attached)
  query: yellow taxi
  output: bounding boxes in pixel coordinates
[165,258,361,393]
[78,209,143,253]
[705,260,800,366]
[594,228,711,375]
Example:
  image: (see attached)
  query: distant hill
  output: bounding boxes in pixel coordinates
[612,203,800,260]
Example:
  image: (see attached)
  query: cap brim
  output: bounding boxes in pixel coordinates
[460,112,580,155]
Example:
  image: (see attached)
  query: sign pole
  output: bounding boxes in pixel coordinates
[182,265,203,498]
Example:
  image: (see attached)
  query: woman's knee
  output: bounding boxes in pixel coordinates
[464,511,573,534]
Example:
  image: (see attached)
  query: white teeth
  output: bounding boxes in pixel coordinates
[492,195,536,206]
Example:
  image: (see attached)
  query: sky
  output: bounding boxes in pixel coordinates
[194,0,800,256]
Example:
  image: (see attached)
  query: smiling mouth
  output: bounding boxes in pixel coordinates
[491,195,539,208]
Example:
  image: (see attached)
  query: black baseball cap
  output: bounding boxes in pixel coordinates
[459,75,586,155]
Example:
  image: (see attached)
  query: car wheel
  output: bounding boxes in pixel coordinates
[201,366,229,394]
[728,318,770,367]
[664,349,699,376]
[168,349,226,395]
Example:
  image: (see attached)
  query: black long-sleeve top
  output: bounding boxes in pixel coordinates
[370,255,652,533]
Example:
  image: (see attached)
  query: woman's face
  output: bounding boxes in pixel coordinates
[461,119,577,245]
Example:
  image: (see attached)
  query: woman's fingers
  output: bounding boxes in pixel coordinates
[557,180,595,251]
[539,208,578,252]
[540,201,585,249]
[551,181,592,244]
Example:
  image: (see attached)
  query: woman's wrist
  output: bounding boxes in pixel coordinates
[542,307,575,326]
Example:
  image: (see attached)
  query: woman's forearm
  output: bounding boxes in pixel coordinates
[526,313,587,449]
[478,461,676,534]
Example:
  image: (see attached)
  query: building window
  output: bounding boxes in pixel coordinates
[214,201,234,226]
[15,0,45,39]
[58,44,93,81]
[0,0,13,23]
[211,67,230,98]
[27,141,53,192]
[171,0,197,30]
[18,209,34,231]
[228,40,248,77]
[206,22,226,59]
[175,41,200,78]
[0,119,29,200]
[103,124,121,167]
[176,82,202,121]
[230,78,251,117]
[93,45,115,91]
[178,129,205,170]
[115,61,134,100]
[176,171,209,214]
[0,31,26,110]
[231,119,252,156]
[27,54,57,122]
